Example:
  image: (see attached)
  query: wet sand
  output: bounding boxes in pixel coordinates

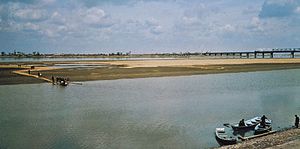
[0,68,44,85]
[100,58,300,68]
[39,63,300,83]
[2,59,300,84]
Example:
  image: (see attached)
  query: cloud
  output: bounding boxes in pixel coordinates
[78,0,165,7]
[244,17,265,33]
[259,0,300,18]
[0,0,300,53]
[221,24,235,32]
[0,0,36,4]
[80,7,114,28]
[22,22,39,31]
[14,7,48,22]
[145,19,163,35]
[150,25,163,34]
[295,6,300,14]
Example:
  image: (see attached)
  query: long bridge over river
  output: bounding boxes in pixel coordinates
[203,48,300,58]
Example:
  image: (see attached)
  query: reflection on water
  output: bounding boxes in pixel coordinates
[0,69,300,149]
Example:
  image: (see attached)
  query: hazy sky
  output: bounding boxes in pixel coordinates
[1,0,300,54]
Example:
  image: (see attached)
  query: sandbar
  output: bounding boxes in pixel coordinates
[1,58,300,85]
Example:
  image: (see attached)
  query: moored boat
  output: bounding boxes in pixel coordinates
[215,128,237,145]
[231,117,271,131]
[254,124,272,134]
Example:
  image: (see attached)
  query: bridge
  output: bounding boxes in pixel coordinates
[202,48,300,58]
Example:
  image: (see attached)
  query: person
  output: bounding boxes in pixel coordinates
[28,69,30,74]
[239,119,245,126]
[51,76,55,84]
[261,115,267,128]
[295,115,299,128]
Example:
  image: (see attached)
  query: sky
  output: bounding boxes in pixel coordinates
[0,0,300,54]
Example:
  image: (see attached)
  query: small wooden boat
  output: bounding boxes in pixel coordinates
[231,117,271,131]
[215,128,237,145]
[254,124,272,134]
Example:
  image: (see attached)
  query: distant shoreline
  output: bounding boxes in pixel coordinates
[1,58,300,85]
[0,53,200,59]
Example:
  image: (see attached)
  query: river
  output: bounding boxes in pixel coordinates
[1,69,300,148]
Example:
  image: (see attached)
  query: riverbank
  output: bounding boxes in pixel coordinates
[2,58,300,85]
[218,128,300,149]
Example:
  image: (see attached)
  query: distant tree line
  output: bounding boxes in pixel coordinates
[0,50,133,57]
[0,50,41,57]
[1,50,206,57]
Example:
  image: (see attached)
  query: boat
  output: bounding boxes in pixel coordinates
[254,124,272,134]
[59,80,68,86]
[56,77,69,86]
[231,117,271,131]
[215,128,237,145]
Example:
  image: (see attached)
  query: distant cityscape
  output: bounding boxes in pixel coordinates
[1,48,300,58]
[0,50,205,58]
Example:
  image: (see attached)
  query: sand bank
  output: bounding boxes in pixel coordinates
[100,58,300,68]
[1,58,300,85]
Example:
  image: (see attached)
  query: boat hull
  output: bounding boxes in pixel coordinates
[215,128,237,145]
[254,125,272,135]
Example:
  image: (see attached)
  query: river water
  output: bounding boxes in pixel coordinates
[1,69,300,149]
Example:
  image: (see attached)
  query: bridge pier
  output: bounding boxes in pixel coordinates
[203,49,299,59]
[270,52,273,58]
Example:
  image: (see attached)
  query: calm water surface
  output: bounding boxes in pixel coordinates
[1,69,300,149]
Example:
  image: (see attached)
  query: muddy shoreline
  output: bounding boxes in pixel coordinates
[217,128,300,149]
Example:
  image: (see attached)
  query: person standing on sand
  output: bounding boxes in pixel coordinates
[52,76,55,84]
[295,115,299,128]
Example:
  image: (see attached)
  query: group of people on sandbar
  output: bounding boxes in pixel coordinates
[51,76,69,85]
[27,69,42,77]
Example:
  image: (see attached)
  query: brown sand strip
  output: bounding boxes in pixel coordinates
[12,69,52,83]
[2,59,300,85]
